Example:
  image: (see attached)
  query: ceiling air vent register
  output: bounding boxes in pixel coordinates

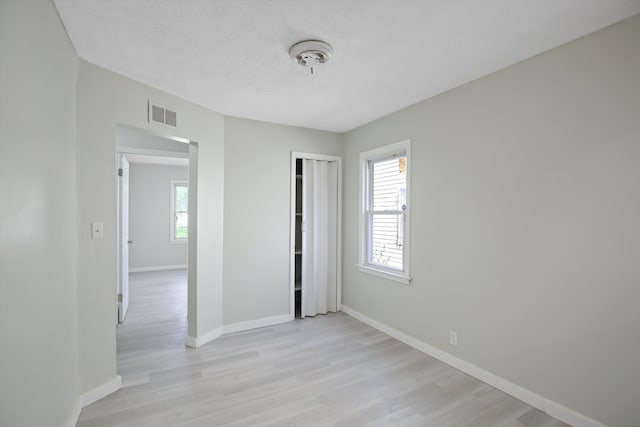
[289,40,332,75]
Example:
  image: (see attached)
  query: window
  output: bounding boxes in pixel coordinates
[171,180,188,242]
[359,140,411,284]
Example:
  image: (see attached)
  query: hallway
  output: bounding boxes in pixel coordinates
[117,269,188,383]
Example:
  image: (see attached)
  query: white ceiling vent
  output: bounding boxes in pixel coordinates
[148,101,177,127]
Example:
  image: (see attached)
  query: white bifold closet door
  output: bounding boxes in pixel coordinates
[301,159,338,318]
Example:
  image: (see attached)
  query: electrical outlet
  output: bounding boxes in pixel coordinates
[449,330,458,346]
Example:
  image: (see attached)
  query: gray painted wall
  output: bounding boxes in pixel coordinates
[76,59,225,393]
[222,117,342,325]
[0,1,81,426]
[129,163,188,270]
[342,14,640,427]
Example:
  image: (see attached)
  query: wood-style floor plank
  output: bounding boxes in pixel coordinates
[77,270,568,427]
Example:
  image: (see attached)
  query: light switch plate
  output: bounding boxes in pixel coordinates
[91,222,104,239]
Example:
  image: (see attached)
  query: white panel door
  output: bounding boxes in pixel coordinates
[118,154,130,323]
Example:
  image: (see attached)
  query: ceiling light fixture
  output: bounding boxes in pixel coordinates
[289,40,332,75]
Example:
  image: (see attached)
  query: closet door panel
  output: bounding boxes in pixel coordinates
[301,159,338,317]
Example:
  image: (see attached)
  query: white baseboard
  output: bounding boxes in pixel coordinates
[340,305,604,427]
[222,314,293,335]
[184,315,293,348]
[129,264,187,273]
[66,398,82,427]
[80,375,122,408]
[185,327,221,348]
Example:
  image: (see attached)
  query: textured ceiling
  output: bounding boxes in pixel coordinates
[54,0,640,133]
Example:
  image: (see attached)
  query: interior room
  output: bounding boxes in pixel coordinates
[1,1,639,426]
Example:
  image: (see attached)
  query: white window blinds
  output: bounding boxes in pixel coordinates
[367,156,407,270]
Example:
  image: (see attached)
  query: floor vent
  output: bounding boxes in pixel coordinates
[148,101,177,127]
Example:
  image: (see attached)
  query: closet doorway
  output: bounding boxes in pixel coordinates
[290,152,342,319]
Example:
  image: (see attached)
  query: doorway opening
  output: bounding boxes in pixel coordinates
[115,124,196,377]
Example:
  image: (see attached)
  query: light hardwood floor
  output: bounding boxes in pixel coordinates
[77,270,568,427]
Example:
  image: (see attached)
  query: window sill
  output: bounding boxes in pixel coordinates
[356,264,412,285]
[170,239,188,245]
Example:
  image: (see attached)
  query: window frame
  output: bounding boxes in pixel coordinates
[170,180,188,243]
[358,140,412,285]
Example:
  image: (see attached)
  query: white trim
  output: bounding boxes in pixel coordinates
[340,305,605,427]
[292,151,342,162]
[125,153,189,166]
[116,146,189,158]
[129,264,187,273]
[185,327,221,348]
[290,154,297,317]
[80,376,122,408]
[290,151,343,317]
[65,398,82,427]
[356,264,412,285]
[359,140,411,281]
[223,314,294,335]
[336,156,343,311]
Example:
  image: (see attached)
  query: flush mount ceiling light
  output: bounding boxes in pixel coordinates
[289,40,332,75]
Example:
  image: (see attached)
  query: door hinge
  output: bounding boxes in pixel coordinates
[117,293,123,303]
[118,168,123,177]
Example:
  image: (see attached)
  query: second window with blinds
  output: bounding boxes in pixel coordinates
[358,140,411,284]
